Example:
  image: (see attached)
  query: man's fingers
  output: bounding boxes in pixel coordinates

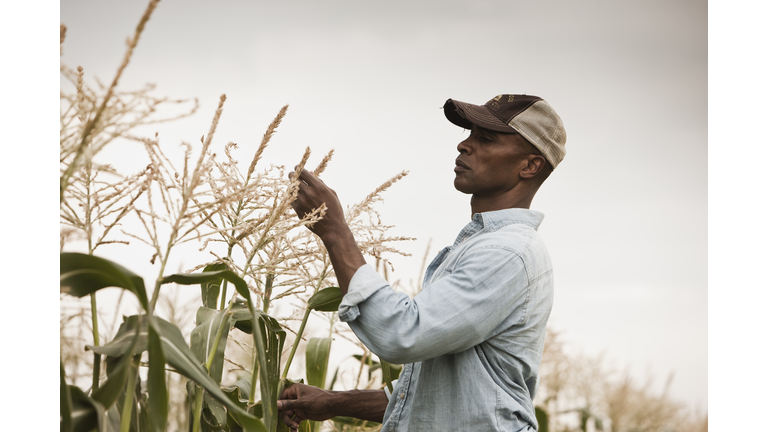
[293,167,322,187]
[277,399,295,411]
[280,410,301,430]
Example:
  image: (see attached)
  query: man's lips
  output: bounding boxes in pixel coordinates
[455,159,470,172]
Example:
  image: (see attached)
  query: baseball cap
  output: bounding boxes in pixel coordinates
[443,94,567,169]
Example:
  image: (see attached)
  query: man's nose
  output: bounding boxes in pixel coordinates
[457,137,472,154]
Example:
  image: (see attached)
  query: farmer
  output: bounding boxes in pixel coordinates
[278,94,566,432]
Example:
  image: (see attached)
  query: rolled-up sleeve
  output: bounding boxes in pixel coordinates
[338,264,390,322]
[338,246,530,365]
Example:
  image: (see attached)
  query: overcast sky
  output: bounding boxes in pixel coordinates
[55,0,710,412]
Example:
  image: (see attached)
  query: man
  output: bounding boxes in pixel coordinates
[278,94,566,431]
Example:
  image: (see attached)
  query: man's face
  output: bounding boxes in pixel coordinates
[453,126,537,196]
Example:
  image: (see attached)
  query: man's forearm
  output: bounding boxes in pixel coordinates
[288,168,366,294]
[327,389,388,423]
[318,225,367,295]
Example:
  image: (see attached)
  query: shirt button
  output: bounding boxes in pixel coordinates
[399,393,405,399]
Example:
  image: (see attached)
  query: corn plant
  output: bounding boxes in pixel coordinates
[60,2,411,431]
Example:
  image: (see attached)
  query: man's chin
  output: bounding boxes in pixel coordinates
[453,179,473,195]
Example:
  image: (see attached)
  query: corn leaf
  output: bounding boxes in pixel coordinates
[231,303,255,334]
[201,263,228,308]
[69,385,106,432]
[229,302,287,431]
[89,316,144,409]
[202,391,228,431]
[380,359,394,393]
[306,287,343,312]
[256,313,286,432]
[60,252,149,312]
[105,404,120,432]
[306,337,332,389]
[147,326,168,432]
[222,378,253,411]
[161,270,274,432]
[305,337,332,432]
[149,315,267,432]
[535,406,550,432]
[88,316,149,358]
[137,394,150,432]
[328,366,339,391]
[61,362,73,432]
[160,270,245,296]
[191,306,233,384]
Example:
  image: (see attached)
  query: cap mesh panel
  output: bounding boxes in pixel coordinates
[509,101,567,168]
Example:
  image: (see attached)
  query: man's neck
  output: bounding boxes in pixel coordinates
[470,193,532,216]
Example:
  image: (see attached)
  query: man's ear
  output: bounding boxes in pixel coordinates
[520,155,547,179]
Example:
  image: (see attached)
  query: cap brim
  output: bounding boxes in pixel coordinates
[443,99,519,134]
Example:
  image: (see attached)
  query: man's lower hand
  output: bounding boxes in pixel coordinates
[277,383,336,431]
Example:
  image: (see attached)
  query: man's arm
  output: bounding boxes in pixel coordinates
[289,168,366,294]
[277,383,388,431]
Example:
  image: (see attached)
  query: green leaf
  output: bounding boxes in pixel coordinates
[191,307,233,384]
[137,393,150,432]
[222,378,252,411]
[60,252,149,312]
[111,355,141,432]
[61,362,73,432]
[535,406,549,432]
[231,302,255,334]
[202,391,228,431]
[147,326,168,432]
[328,366,339,391]
[306,287,343,312]
[190,307,234,432]
[305,338,332,390]
[305,338,331,432]
[160,270,248,301]
[88,316,148,358]
[163,270,280,432]
[105,403,120,432]
[201,263,228,308]
[255,314,286,432]
[69,385,106,432]
[222,378,266,422]
[380,359,394,394]
[230,303,287,430]
[210,379,264,432]
[90,316,145,409]
[149,316,267,432]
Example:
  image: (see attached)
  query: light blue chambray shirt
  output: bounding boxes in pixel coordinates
[338,208,554,432]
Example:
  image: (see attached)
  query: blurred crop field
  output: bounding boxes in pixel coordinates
[59,1,707,431]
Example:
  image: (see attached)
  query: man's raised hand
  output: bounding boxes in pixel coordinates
[288,168,346,239]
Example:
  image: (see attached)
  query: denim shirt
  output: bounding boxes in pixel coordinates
[338,208,554,432]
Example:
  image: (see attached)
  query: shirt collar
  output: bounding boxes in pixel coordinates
[475,208,544,231]
[454,208,545,247]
